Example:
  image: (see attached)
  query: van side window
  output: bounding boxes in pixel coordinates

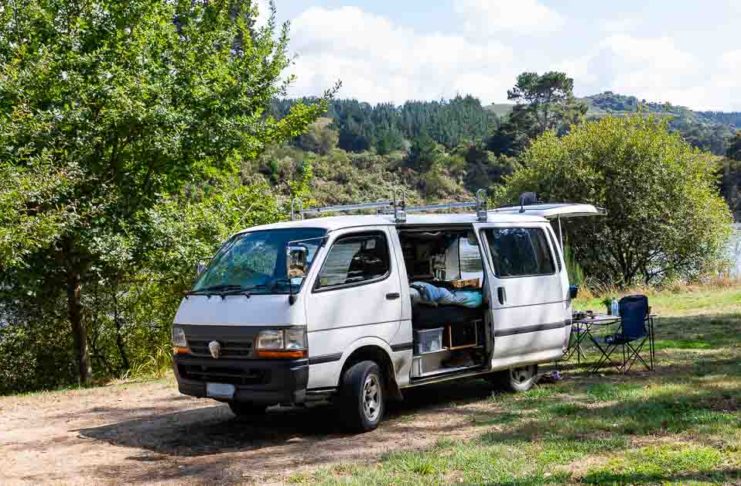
[484,227,555,277]
[315,232,390,290]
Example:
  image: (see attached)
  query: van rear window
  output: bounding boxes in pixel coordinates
[483,228,556,277]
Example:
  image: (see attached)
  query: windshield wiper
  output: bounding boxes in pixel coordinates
[220,284,273,298]
[186,283,276,299]
[186,284,243,296]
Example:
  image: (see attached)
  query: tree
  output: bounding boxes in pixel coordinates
[460,143,517,192]
[505,115,733,286]
[507,72,587,135]
[489,72,586,156]
[486,105,536,156]
[296,118,339,155]
[405,133,442,173]
[0,0,326,384]
[728,131,741,161]
[721,131,741,220]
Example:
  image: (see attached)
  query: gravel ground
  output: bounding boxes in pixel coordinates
[0,377,498,485]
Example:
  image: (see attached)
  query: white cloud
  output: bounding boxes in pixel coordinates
[599,17,641,34]
[286,6,516,104]
[560,35,741,110]
[600,35,695,72]
[563,35,699,104]
[454,0,565,36]
[282,5,739,111]
[712,49,741,89]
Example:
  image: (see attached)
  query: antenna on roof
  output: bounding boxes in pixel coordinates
[476,189,488,222]
[290,197,304,221]
[518,192,538,213]
[393,188,406,223]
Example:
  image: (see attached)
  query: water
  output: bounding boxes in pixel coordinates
[729,223,741,278]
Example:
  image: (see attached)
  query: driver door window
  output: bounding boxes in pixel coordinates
[315,233,390,290]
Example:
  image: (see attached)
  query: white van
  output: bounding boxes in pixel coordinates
[171,196,601,431]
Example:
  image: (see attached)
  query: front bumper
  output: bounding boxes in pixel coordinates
[173,355,308,405]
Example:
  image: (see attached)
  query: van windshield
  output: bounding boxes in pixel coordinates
[192,228,327,295]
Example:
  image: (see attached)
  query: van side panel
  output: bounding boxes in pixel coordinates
[307,327,401,389]
[304,226,405,390]
[475,221,569,370]
[489,302,569,360]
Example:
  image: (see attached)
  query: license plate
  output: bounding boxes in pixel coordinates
[206,382,235,399]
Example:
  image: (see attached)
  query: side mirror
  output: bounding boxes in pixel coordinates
[195,261,207,276]
[569,285,579,299]
[286,245,309,280]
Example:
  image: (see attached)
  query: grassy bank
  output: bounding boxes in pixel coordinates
[294,285,741,485]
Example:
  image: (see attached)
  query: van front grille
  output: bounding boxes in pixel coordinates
[187,338,253,359]
[178,363,268,386]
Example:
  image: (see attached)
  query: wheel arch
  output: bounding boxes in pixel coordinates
[338,339,403,401]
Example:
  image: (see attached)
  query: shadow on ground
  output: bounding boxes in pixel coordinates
[78,379,494,457]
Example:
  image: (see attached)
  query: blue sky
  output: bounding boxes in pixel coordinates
[265,1,741,110]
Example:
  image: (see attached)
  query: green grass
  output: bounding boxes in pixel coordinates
[296,285,741,485]
[573,285,741,316]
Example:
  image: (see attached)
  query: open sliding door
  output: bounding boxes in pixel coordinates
[474,221,570,370]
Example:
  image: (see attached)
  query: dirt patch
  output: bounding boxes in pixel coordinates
[0,378,500,485]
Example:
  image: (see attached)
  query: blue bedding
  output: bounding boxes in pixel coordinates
[410,281,483,308]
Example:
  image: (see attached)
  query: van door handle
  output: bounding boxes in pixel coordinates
[386,292,400,300]
[497,287,506,305]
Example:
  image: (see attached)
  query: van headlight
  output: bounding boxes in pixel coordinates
[284,328,307,350]
[256,328,307,358]
[171,326,187,348]
[256,329,284,350]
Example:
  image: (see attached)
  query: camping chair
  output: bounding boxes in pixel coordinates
[591,295,655,373]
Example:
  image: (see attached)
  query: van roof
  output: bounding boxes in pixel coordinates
[240,212,547,234]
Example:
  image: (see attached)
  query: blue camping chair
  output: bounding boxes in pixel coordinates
[591,295,655,373]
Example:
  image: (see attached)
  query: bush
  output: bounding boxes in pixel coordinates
[505,115,733,286]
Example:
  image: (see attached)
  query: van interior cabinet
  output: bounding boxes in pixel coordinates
[448,319,480,349]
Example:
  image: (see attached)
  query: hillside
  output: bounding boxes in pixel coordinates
[489,91,741,128]
[487,91,741,156]
[262,92,739,220]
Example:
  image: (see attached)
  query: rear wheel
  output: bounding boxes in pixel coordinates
[338,360,385,432]
[489,364,538,392]
[228,401,267,418]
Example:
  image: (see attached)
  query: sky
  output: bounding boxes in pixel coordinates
[259,0,741,111]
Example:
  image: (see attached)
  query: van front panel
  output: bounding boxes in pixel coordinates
[174,294,307,327]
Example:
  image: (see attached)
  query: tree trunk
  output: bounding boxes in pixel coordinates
[111,286,130,373]
[67,270,91,384]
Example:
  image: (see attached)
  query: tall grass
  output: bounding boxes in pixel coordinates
[563,244,585,286]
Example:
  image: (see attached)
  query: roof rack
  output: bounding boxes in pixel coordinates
[291,189,489,223]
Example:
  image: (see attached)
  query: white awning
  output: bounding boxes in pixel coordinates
[490,203,605,219]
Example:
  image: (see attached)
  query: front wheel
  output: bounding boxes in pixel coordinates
[338,360,385,432]
[489,364,538,392]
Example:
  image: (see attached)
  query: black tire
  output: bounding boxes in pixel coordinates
[488,364,538,392]
[338,360,385,432]
[228,401,267,418]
